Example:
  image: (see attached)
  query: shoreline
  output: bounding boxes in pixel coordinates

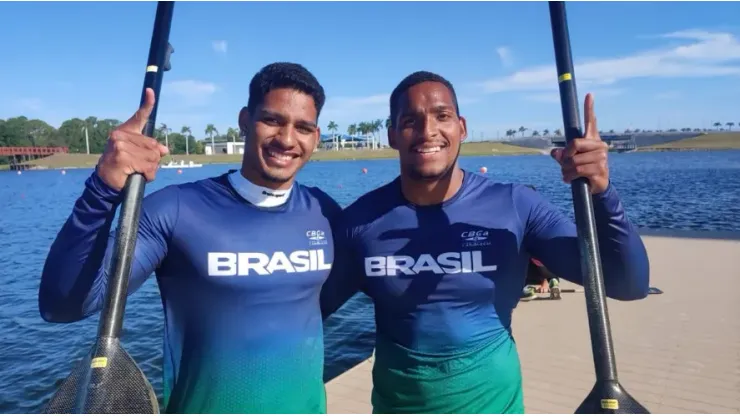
[2,139,739,171]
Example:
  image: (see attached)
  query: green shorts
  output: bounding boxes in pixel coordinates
[370,331,525,414]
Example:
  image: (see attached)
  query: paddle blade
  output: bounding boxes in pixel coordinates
[575,380,650,414]
[43,337,158,414]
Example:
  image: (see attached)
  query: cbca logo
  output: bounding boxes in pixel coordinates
[306,230,328,246]
[461,230,491,247]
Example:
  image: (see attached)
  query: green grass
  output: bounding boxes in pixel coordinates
[4,141,540,170]
[640,132,740,150]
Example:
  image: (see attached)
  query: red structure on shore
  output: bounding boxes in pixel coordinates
[0,146,69,156]
[1,146,70,171]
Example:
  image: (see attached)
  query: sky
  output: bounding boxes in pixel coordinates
[1,1,739,144]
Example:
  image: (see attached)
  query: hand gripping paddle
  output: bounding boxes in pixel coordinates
[547,1,650,414]
[43,2,175,413]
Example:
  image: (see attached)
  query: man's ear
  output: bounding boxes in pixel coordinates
[459,115,468,143]
[238,107,250,135]
[388,127,398,150]
[314,127,321,151]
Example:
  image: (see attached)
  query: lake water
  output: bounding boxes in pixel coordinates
[1,150,739,412]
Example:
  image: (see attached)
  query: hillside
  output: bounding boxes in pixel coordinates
[641,132,740,150]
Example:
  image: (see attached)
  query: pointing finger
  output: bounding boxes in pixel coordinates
[583,93,598,139]
[120,88,156,133]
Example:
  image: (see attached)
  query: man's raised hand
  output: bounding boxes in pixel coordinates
[97,88,170,191]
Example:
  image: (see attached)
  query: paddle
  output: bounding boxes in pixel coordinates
[547,2,650,414]
[43,2,175,413]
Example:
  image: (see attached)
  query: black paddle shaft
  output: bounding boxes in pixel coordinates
[97,1,175,339]
[547,1,618,382]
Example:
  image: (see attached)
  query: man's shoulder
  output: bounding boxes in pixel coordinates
[459,170,524,201]
[338,178,402,231]
[144,171,232,208]
[294,182,343,221]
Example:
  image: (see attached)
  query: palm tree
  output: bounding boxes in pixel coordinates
[542,129,550,137]
[713,122,722,131]
[327,121,338,150]
[205,124,218,154]
[347,124,357,150]
[181,125,192,155]
[385,117,392,129]
[372,119,383,149]
[518,126,527,137]
[726,122,734,131]
[357,122,370,149]
[554,128,562,136]
[159,123,171,151]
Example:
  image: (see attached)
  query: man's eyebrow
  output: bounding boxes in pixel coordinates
[259,110,317,128]
[431,104,455,113]
[399,104,455,116]
[296,119,318,129]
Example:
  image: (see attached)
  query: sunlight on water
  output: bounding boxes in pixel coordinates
[1,150,739,412]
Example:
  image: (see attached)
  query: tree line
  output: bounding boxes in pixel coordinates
[1,114,735,159]
[0,116,247,158]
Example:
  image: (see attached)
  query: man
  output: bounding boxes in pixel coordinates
[321,71,650,413]
[39,62,341,413]
[520,184,561,301]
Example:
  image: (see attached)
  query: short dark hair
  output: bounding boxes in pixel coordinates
[389,71,460,126]
[246,62,325,119]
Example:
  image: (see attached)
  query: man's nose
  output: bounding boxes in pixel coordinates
[418,115,439,140]
[273,126,298,148]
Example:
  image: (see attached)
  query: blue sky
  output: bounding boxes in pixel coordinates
[1,1,739,143]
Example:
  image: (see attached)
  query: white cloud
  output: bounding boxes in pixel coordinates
[163,80,218,107]
[212,40,228,54]
[524,88,625,104]
[496,46,513,67]
[653,90,682,100]
[320,94,389,124]
[478,29,740,94]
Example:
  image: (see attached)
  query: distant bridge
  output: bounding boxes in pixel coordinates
[0,146,69,170]
[550,134,637,153]
[0,146,69,156]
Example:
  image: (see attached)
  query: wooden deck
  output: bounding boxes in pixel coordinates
[324,230,740,414]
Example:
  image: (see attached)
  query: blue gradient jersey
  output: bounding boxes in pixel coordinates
[321,170,650,414]
[39,170,341,413]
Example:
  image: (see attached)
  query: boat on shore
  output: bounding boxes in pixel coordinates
[161,159,203,169]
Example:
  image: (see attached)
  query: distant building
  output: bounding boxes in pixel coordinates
[319,133,375,150]
[204,141,245,155]
[550,134,636,152]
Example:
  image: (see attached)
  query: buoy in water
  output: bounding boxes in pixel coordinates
[479,167,488,174]
[17,171,21,175]
[177,169,183,174]
[362,168,368,174]
[61,170,66,175]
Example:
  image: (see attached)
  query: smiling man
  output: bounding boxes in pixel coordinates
[39,62,341,413]
[321,71,650,413]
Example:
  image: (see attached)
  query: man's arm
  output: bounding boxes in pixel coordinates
[517,183,650,301]
[319,213,366,321]
[38,171,178,323]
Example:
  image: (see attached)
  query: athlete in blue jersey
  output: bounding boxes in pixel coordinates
[321,71,650,413]
[39,62,341,413]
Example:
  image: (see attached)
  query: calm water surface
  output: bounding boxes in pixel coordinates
[1,150,739,412]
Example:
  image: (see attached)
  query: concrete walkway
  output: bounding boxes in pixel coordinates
[325,231,740,414]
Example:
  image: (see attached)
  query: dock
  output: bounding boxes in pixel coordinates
[324,230,740,414]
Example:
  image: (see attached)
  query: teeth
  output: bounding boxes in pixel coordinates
[267,150,292,161]
[416,146,441,154]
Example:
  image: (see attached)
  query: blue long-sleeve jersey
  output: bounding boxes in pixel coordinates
[321,169,650,413]
[39,170,341,413]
